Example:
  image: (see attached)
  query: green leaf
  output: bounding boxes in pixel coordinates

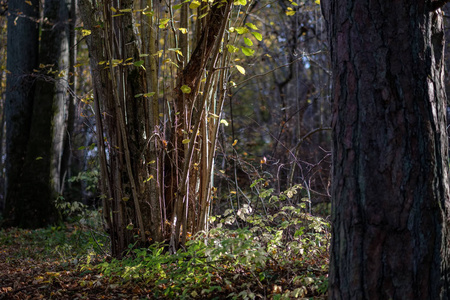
[182,139,190,144]
[251,32,262,41]
[235,27,249,34]
[159,18,170,28]
[235,65,245,75]
[143,92,156,97]
[226,44,239,53]
[241,47,255,56]
[181,85,191,93]
[198,12,208,19]
[189,0,201,9]
[244,37,253,46]
[133,60,145,67]
[245,23,258,30]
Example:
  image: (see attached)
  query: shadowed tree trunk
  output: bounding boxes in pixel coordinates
[322,1,450,298]
[4,0,57,228]
[4,0,72,228]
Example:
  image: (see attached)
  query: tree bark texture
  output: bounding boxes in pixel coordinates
[323,1,450,299]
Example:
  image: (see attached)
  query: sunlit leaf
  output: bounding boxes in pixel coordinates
[220,119,229,126]
[232,139,238,146]
[235,27,249,34]
[251,32,262,41]
[182,139,190,144]
[179,28,188,34]
[169,48,183,56]
[81,29,91,37]
[181,85,191,93]
[154,50,163,57]
[235,65,245,75]
[286,8,295,16]
[226,44,239,53]
[159,18,170,28]
[241,47,255,56]
[245,23,258,30]
[144,175,154,182]
[190,0,201,9]
[244,37,253,46]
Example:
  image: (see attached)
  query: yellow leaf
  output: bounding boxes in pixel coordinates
[110,6,117,12]
[235,65,245,75]
[179,28,188,34]
[81,29,91,37]
[182,139,190,144]
[232,139,238,146]
[315,0,320,4]
[189,0,201,9]
[286,9,295,16]
[230,191,237,194]
[25,0,32,5]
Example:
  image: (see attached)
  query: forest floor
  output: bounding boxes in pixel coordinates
[0,212,329,299]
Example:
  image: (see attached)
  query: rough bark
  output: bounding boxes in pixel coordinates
[323,1,450,298]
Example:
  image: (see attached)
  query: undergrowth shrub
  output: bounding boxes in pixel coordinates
[92,183,330,299]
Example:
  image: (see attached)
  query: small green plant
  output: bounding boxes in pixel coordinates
[95,182,330,298]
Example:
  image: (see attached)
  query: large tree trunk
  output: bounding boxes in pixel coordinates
[323,1,450,298]
[4,0,59,228]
